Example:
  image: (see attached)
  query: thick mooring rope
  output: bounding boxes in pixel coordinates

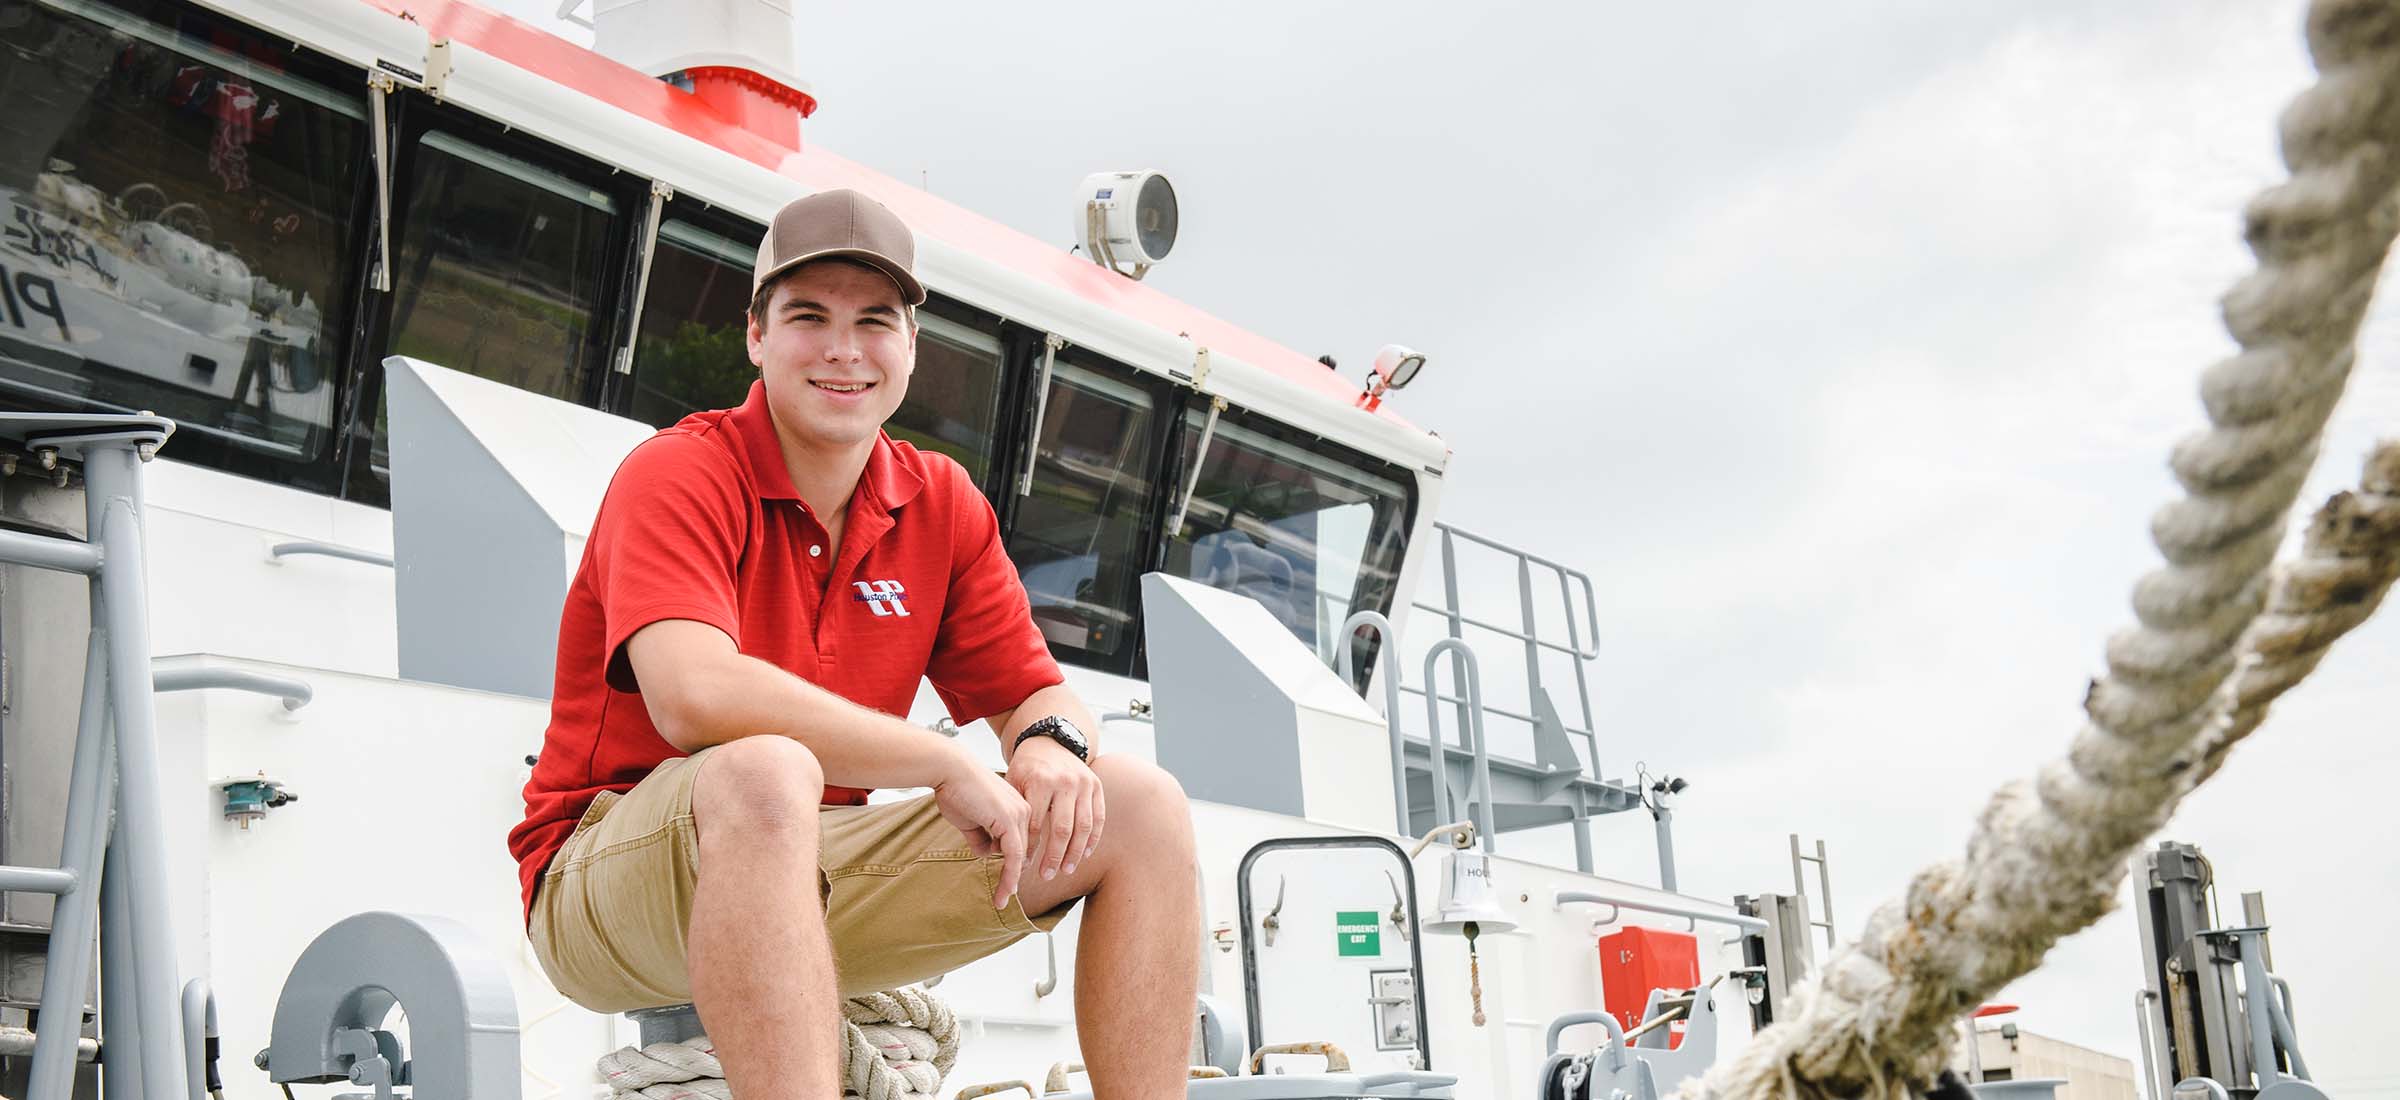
[1680,3,2400,1099]
[597,988,960,1100]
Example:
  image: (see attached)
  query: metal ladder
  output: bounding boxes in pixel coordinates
[1789,835,1837,951]
[0,412,188,1100]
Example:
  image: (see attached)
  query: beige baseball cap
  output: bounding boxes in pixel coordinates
[752,189,927,306]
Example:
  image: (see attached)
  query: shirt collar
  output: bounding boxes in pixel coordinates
[728,380,924,512]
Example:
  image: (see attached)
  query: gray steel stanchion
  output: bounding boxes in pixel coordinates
[82,436,190,1100]
[100,824,142,1100]
[26,621,113,1100]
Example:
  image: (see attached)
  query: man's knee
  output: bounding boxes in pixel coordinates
[1091,754,1190,838]
[692,736,826,840]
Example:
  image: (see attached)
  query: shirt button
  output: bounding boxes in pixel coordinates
[809,545,823,558]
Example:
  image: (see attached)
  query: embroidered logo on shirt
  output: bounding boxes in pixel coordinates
[852,579,911,617]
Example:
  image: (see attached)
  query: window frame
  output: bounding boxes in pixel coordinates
[989,341,1180,678]
[1137,395,1421,683]
[600,196,760,420]
[888,304,1012,488]
[0,0,380,497]
[336,91,650,504]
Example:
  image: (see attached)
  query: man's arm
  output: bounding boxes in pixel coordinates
[629,618,972,789]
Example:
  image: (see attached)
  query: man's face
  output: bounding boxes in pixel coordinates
[747,259,915,454]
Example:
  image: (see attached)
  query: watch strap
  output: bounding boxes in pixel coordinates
[1013,715,1088,761]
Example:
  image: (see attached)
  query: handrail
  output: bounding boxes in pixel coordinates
[0,867,78,896]
[1340,610,1413,836]
[1032,933,1058,998]
[1423,638,1493,852]
[2263,971,2310,1081]
[1407,603,1592,659]
[181,978,215,1100]
[1553,889,1767,933]
[268,541,393,568]
[1431,522,1602,661]
[1398,688,1596,740]
[0,527,102,575]
[153,666,313,711]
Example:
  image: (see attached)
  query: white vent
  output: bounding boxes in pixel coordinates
[588,0,809,94]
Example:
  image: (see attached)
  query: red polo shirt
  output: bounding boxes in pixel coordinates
[506,381,1064,920]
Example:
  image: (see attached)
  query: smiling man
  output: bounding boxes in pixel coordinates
[507,190,1201,1099]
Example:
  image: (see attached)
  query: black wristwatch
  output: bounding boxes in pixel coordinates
[1013,715,1090,762]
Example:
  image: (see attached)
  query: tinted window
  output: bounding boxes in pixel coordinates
[359,131,619,494]
[627,218,753,427]
[1007,360,1158,667]
[0,0,361,484]
[888,311,1002,486]
[1165,412,1413,670]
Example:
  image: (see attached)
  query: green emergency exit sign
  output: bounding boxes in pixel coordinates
[1336,911,1382,956]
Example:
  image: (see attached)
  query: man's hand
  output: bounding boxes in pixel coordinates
[932,754,1031,908]
[1007,736,1104,885]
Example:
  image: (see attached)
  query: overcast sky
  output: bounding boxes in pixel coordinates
[514,0,2395,1088]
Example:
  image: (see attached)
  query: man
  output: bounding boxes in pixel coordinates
[507,189,1201,1099]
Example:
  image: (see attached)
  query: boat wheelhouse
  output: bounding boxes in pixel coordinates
[0,2,1780,1098]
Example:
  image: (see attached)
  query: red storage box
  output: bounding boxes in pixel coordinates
[1597,926,1700,1047]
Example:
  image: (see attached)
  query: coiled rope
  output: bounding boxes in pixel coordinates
[1680,3,2400,1099]
[597,988,959,1100]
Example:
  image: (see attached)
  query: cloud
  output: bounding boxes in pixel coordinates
[1479,0,2399,1080]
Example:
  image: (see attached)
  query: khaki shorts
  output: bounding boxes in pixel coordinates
[529,746,1074,1013]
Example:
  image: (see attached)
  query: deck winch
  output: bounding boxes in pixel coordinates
[1538,979,1726,1100]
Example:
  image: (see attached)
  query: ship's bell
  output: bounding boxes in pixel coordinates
[1424,849,1517,935]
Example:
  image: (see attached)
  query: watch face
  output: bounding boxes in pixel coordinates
[1035,716,1088,757]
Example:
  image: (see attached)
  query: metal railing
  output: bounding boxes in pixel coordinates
[1408,522,1603,767]
[1393,521,1609,869]
[1553,889,1769,934]
[153,663,315,711]
[1333,521,1617,866]
[1421,638,1494,852]
[0,412,192,1100]
[268,540,393,568]
[1339,613,1499,848]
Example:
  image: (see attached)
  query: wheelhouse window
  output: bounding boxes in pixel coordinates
[386,133,616,399]
[360,131,621,494]
[888,310,1003,486]
[1007,359,1160,668]
[1164,411,1414,669]
[627,218,755,427]
[0,0,362,487]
